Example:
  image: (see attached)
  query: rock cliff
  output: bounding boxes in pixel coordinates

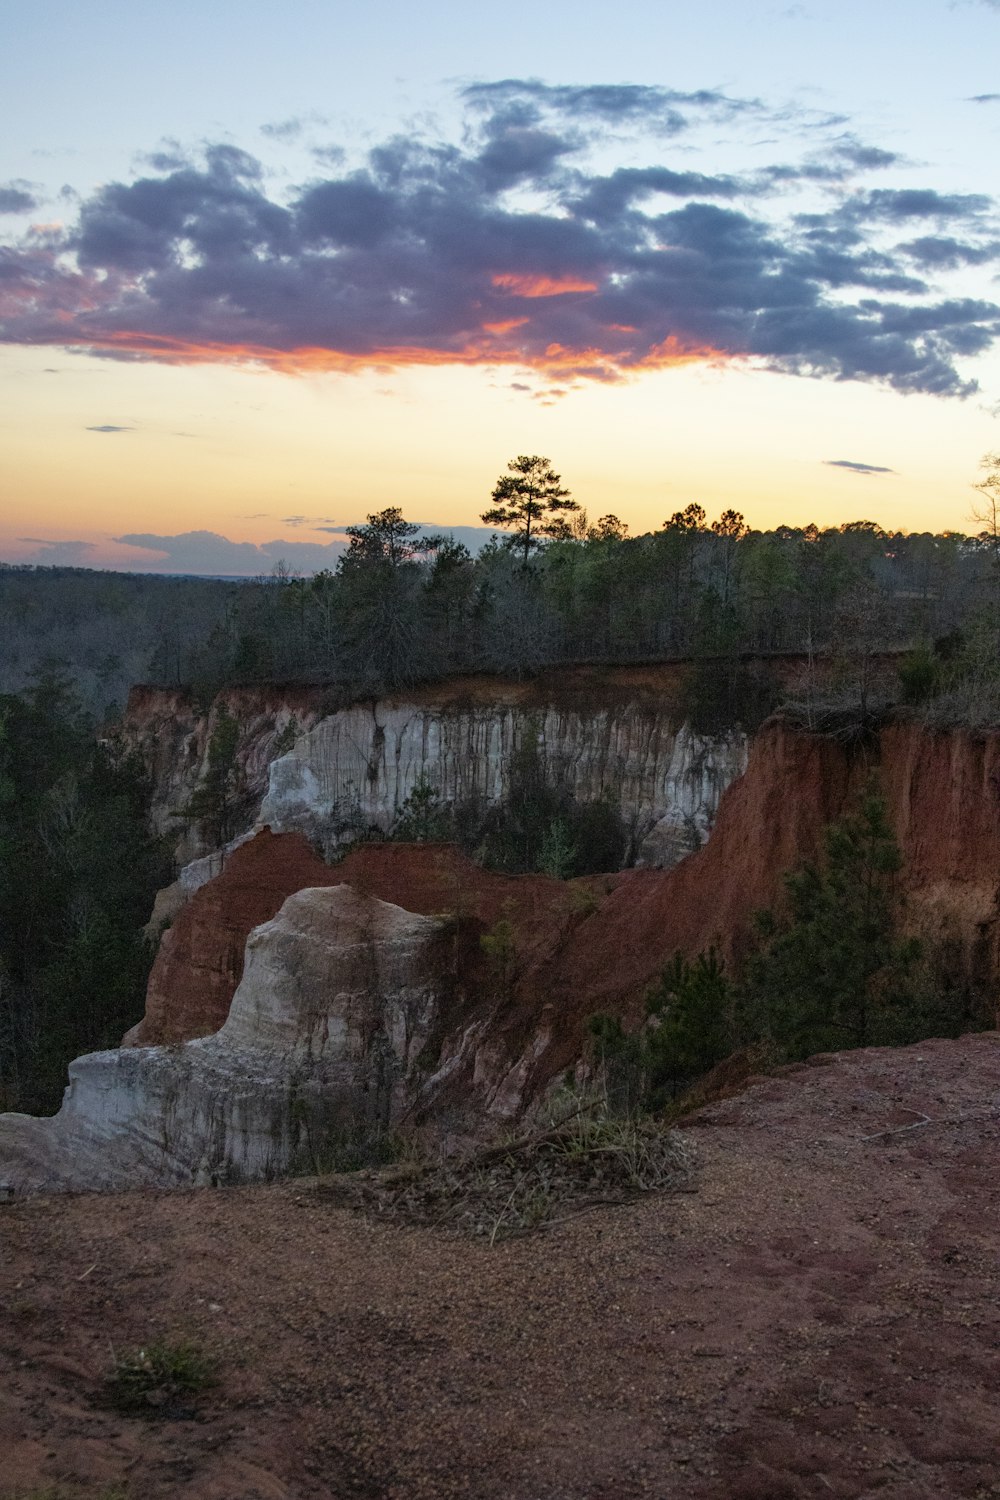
[124,683,327,864]
[7,710,998,1197]
[258,690,746,868]
[0,887,455,1193]
[122,714,1000,1128]
[124,667,749,874]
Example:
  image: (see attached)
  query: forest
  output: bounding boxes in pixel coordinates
[2,449,1000,731]
[2,454,999,1113]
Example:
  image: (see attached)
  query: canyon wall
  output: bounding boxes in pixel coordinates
[7,709,998,1197]
[126,713,1000,1124]
[125,668,749,874]
[123,684,328,865]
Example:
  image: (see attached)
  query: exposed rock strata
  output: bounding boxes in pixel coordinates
[124,669,749,873]
[123,684,327,864]
[0,887,453,1194]
[128,715,1000,1122]
[258,697,746,867]
[7,712,997,1197]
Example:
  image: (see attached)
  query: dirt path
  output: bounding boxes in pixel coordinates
[3,1033,999,1500]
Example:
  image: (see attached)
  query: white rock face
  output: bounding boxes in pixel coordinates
[259,701,747,866]
[0,886,447,1196]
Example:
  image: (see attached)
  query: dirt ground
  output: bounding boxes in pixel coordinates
[2,1032,999,1500]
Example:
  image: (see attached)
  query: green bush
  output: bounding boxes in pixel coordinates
[103,1340,217,1416]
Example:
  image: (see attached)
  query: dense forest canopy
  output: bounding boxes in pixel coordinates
[3,465,1000,724]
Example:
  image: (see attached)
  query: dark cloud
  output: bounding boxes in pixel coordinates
[898,235,1000,269]
[842,188,992,223]
[17,538,96,564]
[1,83,998,397]
[113,529,348,575]
[109,525,492,573]
[829,138,900,171]
[824,460,896,475]
[0,181,41,214]
[86,423,133,432]
[462,79,760,134]
[968,93,1000,103]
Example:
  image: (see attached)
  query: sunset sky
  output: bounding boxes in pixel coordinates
[2,0,1000,574]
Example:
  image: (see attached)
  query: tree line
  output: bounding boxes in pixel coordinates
[0,672,170,1113]
[3,453,1000,726]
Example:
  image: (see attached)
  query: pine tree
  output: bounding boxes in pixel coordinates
[742,781,922,1057]
[482,455,580,567]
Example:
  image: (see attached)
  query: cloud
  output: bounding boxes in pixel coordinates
[261,118,305,142]
[0,83,998,397]
[113,529,349,575]
[261,112,328,141]
[898,235,1000,269]
[968,93,1000,103]
[86,423,133,432]
[17,538,96,564]
[824,459,896,475]
[0,181,41,214]
[279,514,342,527]
[840,188,992,223]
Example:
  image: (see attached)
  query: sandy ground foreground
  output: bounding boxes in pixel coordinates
[2,1033,999,1500]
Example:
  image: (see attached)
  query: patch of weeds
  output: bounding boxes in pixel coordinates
[291,1104,408,1176]
[318,1096,696,1243]
[567,883,599,919]
[103,1339,217,1418]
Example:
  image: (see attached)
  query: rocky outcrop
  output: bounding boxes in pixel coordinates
[9,711,997,1197]
[551,716,1000,1020]
[259,698,745,867]
[123,684,327,864]
[127,829,342,1046]
[125,669,749,872]
[124,715,1000,1124]
[0,887,454,1194]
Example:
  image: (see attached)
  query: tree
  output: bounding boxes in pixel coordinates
[481,455,580,567]
[971,452,1000,614]
[341,507,437,570]
[335,508,434,689]
[742,783,923,1057]
[175,704,243,849]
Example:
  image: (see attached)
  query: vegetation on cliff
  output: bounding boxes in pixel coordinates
[4,457,1000,728]
[591,784,993,1109]
[0,673,170,1112]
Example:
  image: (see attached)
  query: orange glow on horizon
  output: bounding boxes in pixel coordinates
[491,273,600,297]
[482,317,530,334]
[35,324,732,381]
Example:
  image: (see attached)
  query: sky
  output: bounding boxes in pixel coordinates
[2,0,1000,575]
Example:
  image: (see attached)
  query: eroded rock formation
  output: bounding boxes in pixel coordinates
[7,710,998,1197]
[124,668,749,875]
[0,886,454,1194]
[258,693,745,867]
[124,684,327,864]
[125,715,1000,1126]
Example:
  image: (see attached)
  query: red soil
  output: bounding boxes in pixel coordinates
[130,717,1000,1101]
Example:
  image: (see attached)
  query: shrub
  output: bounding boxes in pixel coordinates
[103,1340,217,1417]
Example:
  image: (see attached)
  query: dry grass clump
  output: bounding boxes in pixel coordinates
[102,1339,217,1417]
[315,1101,696,1243]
